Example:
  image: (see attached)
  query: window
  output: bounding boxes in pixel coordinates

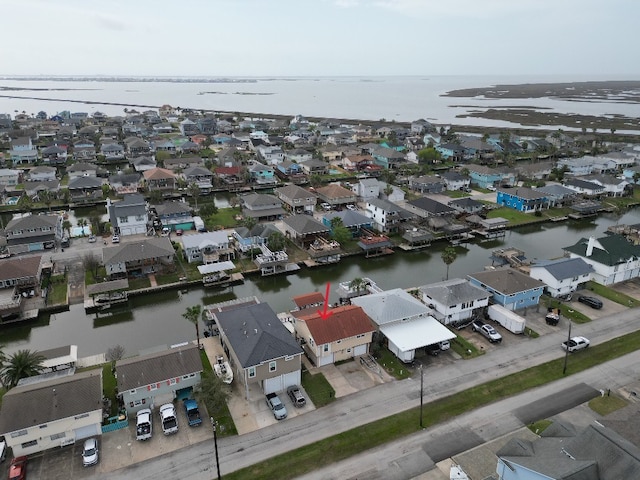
[11,430,27,438]
[248,367,256,378]
[168,378,177,386]
[74,413,90,420]
[356,334,365,339]
[323,344,329,352]
[21,440,38,448]
[39,424,48,429]
[130,389,136,395]
[284,355,294,361]
[119,216,128,223]
[135,215,145,221]
[336,339,342,344]
[50,432,66,441]
[149,384,157,391]
[269,361,277,372]
[133,399,143,407]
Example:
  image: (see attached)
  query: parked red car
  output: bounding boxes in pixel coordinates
[8,456,27,480]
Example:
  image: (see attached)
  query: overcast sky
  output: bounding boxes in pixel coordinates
[4,0,639,77]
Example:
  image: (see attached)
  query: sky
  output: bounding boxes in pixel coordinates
[3,0,639,77]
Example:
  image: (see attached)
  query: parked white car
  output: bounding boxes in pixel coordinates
[82,438,99,467]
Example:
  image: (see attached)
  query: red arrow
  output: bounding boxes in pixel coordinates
[317,282,333,320]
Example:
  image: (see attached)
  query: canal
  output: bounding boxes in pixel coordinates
[2,209,639,358]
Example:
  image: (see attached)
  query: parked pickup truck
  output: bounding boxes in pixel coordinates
[471,319,502,343]
[562,336,590,352]
[159,404,178,435]
[183,398,202,427]
[266,392,288,420]
[136,408,153,441]
[287,385,306,408]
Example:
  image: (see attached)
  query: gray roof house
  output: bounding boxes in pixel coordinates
[418,278,491,326]
[0,370,103,456]
[107,194,149,236]
[406,197,456,218]
[275,184,317,214]
[102,236,175,279]
[281,214,330,248]
[4,214,63,254]
[467,268,546,310]
[529,257,594,297]
[207,298,304,399]
[240,193,286,221]
[449,197,484,214]
[116,343,202,415]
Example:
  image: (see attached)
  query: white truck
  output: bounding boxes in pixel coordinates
[136,408,153,441]
[487,304,525,334]
[193,216,206,232]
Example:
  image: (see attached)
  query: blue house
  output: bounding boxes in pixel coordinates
[322,211,373,237]
[372,147,405,169]
[435,143,465,160]
[496,187,548,212]
[467,165,515,189]
[467,268,545,310]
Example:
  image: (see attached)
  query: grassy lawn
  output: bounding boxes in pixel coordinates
[102,364,119,416]
[155,271,182,285]
[450,335,483,359]
[374,348,413,379]
[48,274,68,305]
[527,419,552,434]
[588,393,629,416]
[128,277,151,290]
[542,296,591,324]
[199,350,237,436]
[524,327,540,338]
[486,207,541,226]
[207,207,242,229]
[585,281,640,308]
[224,328,640,480]
[445,190,469,199]
[302,369,336,408]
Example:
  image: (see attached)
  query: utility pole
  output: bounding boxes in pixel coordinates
[210,417,221,480]
[562,319,572,375]
[420,364,424,428]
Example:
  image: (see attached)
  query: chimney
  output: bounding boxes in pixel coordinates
[586,237,595,257]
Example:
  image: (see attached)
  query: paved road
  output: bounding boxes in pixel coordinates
[96,306,640,480]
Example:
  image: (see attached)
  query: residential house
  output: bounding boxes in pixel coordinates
[256,145,285,165]
[116,343,202,415]
[563,235,640,285]
[179,118,199,136]
[28,166,56,182]
[108,172,142,196]
[178,140,200,155]
[152,123,175,134]
[143,167,177,193]
[322,210,373,237]
[130,155,157,172]
[103,236,175,279]
[100,142,125,161]
[411,119,435,135]
[249,163,277,185]
[67,162,98,179]
[351,178,380,200]
[152,138,177,154]
[275,184,317,214]
[107,194,149,236]
[281,214,331,249]
[4,214,63,254]
[372,146,406,169]
[24,180,60,199]
[164,156,205,172]
[0,255,42,319]
[320,146,343,163]
[449,197,484,214]
[496,423,640,480]
[206,299,304,399]
[183,166,214,193]
[457,135,494,160]
[536,184,578,207]
[0,370,103,456]
[180,230,235,264]
[406,197,456,218]
[342,154,374,172]
[291,305,376,366]
[68,176,103,204]
[0,168,22,186]
[274,160,306,183]
[496,187,549,212]
[441,171,471,191]
[351,288,456,363]
[299,158,328,176]
[151,201,193,230]
[467,165,516,189]
[365,197,408,233]
[40,145,67,165]
[232,223,280,254]
[409,175,446,194]
[240,193,285,221]
[435,143,465,161]
[285,149,312,163]
[9,137,38,165]
[467,268,546,310]
[564,177,605,197]
[515,161,554,181]
[418,278,491,326]
[315,184,358,209]
[595,151,636,171]
[584,174,629,196]
[529,257,594,297]
[215,166,243,186]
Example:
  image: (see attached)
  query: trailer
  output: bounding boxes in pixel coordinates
[487,304,525,334]
[193,216,206,232]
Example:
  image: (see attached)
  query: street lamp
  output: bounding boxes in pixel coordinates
[210,417,221,480]
[419,364,424,428]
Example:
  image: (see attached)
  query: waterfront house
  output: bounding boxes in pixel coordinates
[322,210,373,237]
[467,165,516,189]
[342,154,374,171]
[563,235,640,286]
[28,166,56,182]
[275,184,317,214]
[418,278,491,326]
[496,423,640,480]
[281,214,331,249]
[107,194,149,236]
[0,370,103,456]
[0,168,21,186]
[291,305,376,367]
[406,197,455,218]
[449,197,484,214]
[583,174,629,196]
[249,163,277,185]
[4,214,62,254]
[441,171,471,191]
[0,255,42,320]
[529,257,594,297]
[109,172,143,196]
[496,187,549,212]
[364,197,409,233]
[240,193,286,221]
[68,176,103,204]
[435,143,465,161]
[372,146,406,169]
[351,178,380,200]
[315,183,358,209]
[411,119,435,135]
[299,158,328,176]
[151,200,193,230]
[67,162,98,179]
[9,137,38,165]
[116,343,202,415]
[274,160,306,183]
[24,180,60,199]
[467,268,546,310]
[164,156,205,171]
[207,298,304,399]
[180,230,235,264]
[232,223,279,254]
[103,236,175,279]
[256,145,285,165]
[351,288,456,363]
[535,184,578,207]
[564,178,605,197]
[183,166,214,193]
[409,175,446,194]
[143,167,177,193]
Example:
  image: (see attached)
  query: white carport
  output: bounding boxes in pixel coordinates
[380,316,455,363]
[197,261,235,275]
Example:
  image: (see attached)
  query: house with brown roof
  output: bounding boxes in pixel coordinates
[116,343,203,415]
[143,167,177,192]
[0,369,103,456]
[315,183,358,209]
[275,184,317,214]
[291,292,325,311]
[292,304,376,366]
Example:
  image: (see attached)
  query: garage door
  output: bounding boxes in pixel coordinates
[74,424,101,441]
[263,376,282,395]
[282,371,301,389]
[318,353,334,366]
[354,344,367,356]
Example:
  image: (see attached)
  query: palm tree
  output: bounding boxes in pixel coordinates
[349,277,367,294]
[62,219,72,238]
[188,182,201,211]
[77,218,88,236]
[182,305,203,349]
[267,232,286,252]
[441,246,458,281]
[39,190,54,211]
[1,349,45,389]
